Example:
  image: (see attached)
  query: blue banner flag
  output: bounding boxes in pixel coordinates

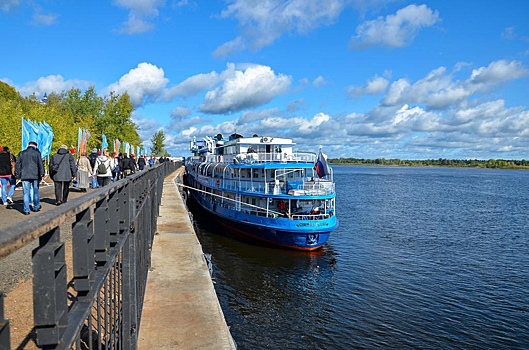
[101,134,108,151]
[21,118,39,150]
[37,121,53,159]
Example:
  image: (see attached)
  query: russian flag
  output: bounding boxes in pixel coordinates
[314,150,330,178]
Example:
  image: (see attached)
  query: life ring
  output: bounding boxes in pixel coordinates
[216,179,220,186]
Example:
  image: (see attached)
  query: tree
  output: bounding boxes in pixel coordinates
[0,82,143,155]
[150,131,169,157]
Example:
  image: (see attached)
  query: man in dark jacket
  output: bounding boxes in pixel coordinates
[121,153,136,178]
[15,141,45,215]
[137,155,146,171]
[88,148,99,188]
[49,145,77,205]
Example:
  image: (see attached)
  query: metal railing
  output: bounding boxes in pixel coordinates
[0,161,179,349]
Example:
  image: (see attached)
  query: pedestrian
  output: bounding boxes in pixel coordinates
[49,144,77,205]
[121,153,135,177]
[148,156,154,167]
[14,141,44,215]
[93,148,114,187]
[137,155,146,171]
[0,146,17,207]
[117,153,124,179]
[110,152,120,181]
[76,150,92,192]
[88,148,99,188]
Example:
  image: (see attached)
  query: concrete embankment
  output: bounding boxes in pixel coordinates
[138,170,236,349]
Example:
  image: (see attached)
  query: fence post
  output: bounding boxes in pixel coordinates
[72,207,95,301]
[32,227,68,347]
[0,292,10,349]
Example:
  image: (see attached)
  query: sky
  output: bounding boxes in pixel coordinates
[1,0,529,160]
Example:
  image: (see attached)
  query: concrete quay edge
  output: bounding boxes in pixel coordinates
[138,170,236,349]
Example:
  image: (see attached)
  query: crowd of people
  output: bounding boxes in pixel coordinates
[0,142,168,215]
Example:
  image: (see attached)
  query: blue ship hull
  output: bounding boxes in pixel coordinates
[190,190,337,250]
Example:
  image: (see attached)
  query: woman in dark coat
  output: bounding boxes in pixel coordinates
[49,145,77,205]
[0,146,17,206]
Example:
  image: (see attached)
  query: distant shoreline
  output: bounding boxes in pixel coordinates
[329,158,529,170]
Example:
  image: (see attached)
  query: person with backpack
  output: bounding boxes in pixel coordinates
[93,148,114,187]
[49,145,77,205]
[0,146,17,207]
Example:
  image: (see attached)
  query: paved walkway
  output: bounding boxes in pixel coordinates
[138,170,236,349]
[0,178,84,224]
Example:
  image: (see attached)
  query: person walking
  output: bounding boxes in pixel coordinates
[76,151,92,192]
[121,153,135,178]
[0,146,17,207]
[88,148,99,188]
[14,141,44,215]
[49,145,77,205]
[137,155,146,171]
[93,148,114,187]
[110,152,119,181]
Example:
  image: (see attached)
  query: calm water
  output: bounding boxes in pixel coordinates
[189,166,529,349]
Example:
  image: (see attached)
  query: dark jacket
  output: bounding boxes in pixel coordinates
[88,152,99,169]
[49,148,77,182]
[121,156,136,171]
[0,151,15,176]
[15,145,44,180]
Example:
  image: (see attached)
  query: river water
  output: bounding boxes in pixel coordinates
[189,166,529,349]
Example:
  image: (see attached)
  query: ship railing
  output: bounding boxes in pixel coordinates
[295,180,335,195]
[212,178,336,196]
[211,152,317,164]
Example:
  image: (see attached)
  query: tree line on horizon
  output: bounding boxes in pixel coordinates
[0,81,169,157]
[329,157,529,169]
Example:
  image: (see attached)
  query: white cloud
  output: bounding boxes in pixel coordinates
[351,4,440,49]
[216,0,346,55]
[32,12,58,26]
[106,62,169,107]
[17,74,92,98]
[0,0,19,12]
[113,0,165,34]
[348,75,389,97]
[312,76,326,87]
[163,70,223,100]
[200,64,291,114]
[469,60,529,85]
[382,60,529,109]
[170,106,192,119]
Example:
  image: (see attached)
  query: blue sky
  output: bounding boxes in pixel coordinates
[2,0,528,159]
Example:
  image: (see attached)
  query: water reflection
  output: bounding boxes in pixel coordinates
[189,201,340,348]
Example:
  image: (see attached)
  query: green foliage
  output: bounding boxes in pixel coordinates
[0,82,141,155]
[150,130,169,157]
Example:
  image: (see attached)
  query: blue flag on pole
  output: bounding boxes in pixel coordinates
[21,118,39,150]
[101,134,108,151]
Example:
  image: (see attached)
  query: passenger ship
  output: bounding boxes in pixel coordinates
[183,133,338,250]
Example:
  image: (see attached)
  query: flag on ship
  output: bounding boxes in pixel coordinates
[314,150,330,178]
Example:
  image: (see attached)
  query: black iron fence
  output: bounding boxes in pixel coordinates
[0,161,179,349]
